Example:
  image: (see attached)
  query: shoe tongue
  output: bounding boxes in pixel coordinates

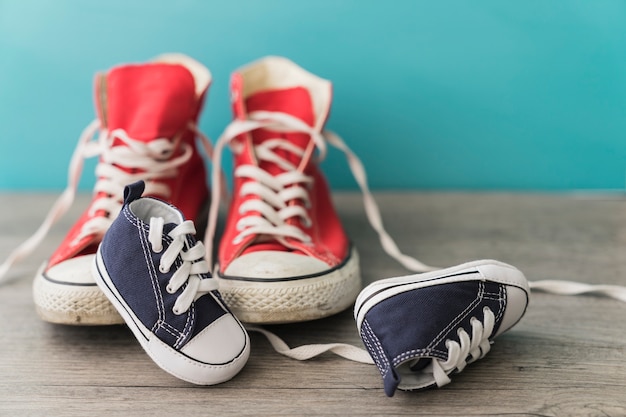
[163,222,179,234]
[162,222,200,248]
[97,63,198,142]
[244,87,315,171]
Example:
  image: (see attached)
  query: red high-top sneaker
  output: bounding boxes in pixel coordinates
[28,54,211,325]
[205,56,360,324]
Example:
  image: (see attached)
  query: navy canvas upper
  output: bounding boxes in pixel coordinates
[98,181,228,350]
[360,278,510,396]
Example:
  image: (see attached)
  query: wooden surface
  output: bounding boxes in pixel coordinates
[1,192,625,416]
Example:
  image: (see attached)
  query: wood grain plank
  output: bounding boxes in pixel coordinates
[1,193,625,416]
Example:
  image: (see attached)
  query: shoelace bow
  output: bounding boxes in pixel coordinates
[0,120,216,283]
[206,110,626,373]
[148,217,217,315]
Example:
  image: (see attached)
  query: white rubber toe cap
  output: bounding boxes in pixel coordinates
[45,255,96,284]
[180,314,249,364]
[222,251,331,279]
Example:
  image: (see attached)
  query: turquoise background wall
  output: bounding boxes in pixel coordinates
[1,0,625,191]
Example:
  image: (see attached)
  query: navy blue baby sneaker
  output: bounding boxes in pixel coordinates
[354,260,529,396]
[93,181,250,385]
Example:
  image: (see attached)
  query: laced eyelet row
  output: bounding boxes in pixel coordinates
[148,218,218,316]
[155,249,179,314]
[432,306,496,387]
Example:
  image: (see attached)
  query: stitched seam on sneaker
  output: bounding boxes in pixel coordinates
[135,214,167,324]
[175,289,194,350]
[125,207,184,339]
[362,319,390,377]
[173,241,196,349]
[123,208,166,325]
[392,348,448,368]
[495,285,506,324]
[159,239,188,344]
[481,287,506,324]
[426,281,485,351]
[476,265,525,288]
[160,319,183,336]
[154,319,182,339]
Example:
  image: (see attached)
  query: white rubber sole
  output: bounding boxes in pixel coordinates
[93,249,250,385]
[33,261,124,325]
[216,247,362,324]
[354,259,530,331]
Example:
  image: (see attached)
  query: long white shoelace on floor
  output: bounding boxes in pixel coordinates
[148,217,217,315]
[0,120,215,284]
[529,280,626,302]
[206,110,626,371]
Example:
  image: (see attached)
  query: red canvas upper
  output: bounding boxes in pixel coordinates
[218,69,350,273]
[101,64,200,141]
[48,61,209,269]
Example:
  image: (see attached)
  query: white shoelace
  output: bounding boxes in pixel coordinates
[529,280,626,302]
[430,307,495,387]
[206,110,626,374]
[148,218,217,314]
[0,120,215,284]
[245,325,374,364]
[230,156,314,246]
